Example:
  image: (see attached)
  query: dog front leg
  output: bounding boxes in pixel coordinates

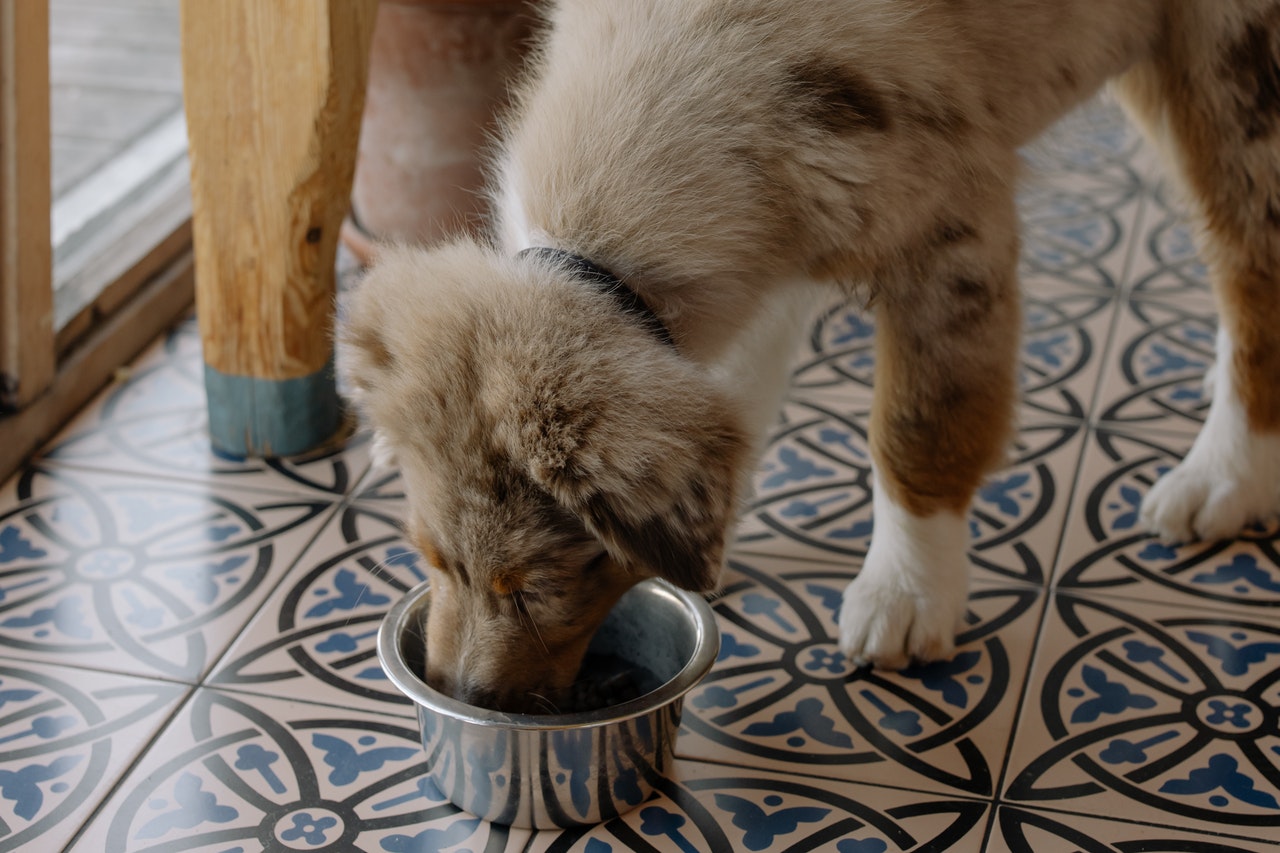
[1113,12,1280,542]
[838,192,1021,669]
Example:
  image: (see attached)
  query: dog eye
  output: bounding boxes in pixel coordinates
[511,588,537,608]
[406,526,445,570]
[491,573,524,597]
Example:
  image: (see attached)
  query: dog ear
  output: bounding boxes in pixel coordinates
[571,432,743,592]
[502,366,749,593]
[336,273,402,468]
[337,278,393,403]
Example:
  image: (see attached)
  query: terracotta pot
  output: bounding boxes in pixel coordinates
[344,0,536,261]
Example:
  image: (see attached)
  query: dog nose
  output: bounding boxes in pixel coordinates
[456,680,502,711]
[423,668,453,698]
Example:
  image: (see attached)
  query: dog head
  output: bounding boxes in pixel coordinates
[340,242,747,712]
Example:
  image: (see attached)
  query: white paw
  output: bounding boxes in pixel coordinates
[1142,451,1280,543]
[838,566,968,669]
[837,498,970,669]
[1141,341,1280,543]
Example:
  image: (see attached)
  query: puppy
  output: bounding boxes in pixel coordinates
[341,0,1280,712]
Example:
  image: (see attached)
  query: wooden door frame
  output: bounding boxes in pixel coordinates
[0,0,196,483]
[0,0,53,412]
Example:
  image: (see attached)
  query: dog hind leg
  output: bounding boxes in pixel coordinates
[1114,3,1280,542]
[839,175,1022,668]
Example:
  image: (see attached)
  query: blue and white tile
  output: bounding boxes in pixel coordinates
[733,392,872,565]
[1019,95,1153,188]
[785,300,878,406]
[207,496,427,714]
[676,554,1043,799]
[0,465,335,681]
[38,318,373,498]
[1092,296,1215,438]
[1091,180,1218,436]
[990,805,1280,853]
[524,759,990,853]
[66,687,529,853]
[1017,289,1118,425]
[1053,429,1280,617]
[1002,591,1280,843]
[1017,98,1151,295]
[758,285,1100,583]
[0,662,185,852]
[1124,181,1216,313]
[75,683,993,853]
[1016,181,1144,302]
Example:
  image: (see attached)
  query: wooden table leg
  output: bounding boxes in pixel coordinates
[181,0,375,457]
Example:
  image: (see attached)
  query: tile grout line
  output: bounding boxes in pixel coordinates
[59,682,199,853]
[185,680,420,724]
[984,799,1280,848]
[1048,575,1280,628]
[668,748,998,806]
[59,454,379,851]
[25,456,366,505]
[0,650,201,689]
[982,155,1156,829]
[194,489,360,691]
[191,441,407,708]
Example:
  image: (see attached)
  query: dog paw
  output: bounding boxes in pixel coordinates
[838,571,968,669]
[837,505,970,670]
[1142,453,1279,543]
[1140,378,1280,543]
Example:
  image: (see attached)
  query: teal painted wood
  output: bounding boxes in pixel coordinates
[203,358,343,458]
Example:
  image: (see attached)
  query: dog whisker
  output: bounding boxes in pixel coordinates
[513,592,551,657]
[528,692,561,715]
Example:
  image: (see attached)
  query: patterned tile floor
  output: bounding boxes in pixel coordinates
[3,96,1279,851]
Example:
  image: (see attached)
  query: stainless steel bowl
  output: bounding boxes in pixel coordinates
[377,578,719,829]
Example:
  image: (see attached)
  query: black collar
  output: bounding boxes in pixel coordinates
[517,247,676,349]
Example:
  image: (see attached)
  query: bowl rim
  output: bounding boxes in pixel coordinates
[376,577,720,730]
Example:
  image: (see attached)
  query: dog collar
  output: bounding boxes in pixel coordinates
[517,247,676,349]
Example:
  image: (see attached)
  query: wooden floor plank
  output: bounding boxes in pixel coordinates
[50,0,182,200]
[51,137,110,197]
[51,44,181,93]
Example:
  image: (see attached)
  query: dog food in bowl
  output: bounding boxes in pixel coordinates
[377,578,719,828]
[562,651,658,713]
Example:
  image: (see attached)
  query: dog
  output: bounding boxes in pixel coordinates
[340,0,1280,712]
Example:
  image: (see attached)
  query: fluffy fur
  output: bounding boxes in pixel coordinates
[341,0,1280,712]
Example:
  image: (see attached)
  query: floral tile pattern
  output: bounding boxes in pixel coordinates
[678,556,1044,799]
[735,395,1086,590]
[207,498,427,714]
[1054,429,1280,617]
[0,465,336,681]
[1003,593,1280,844]
[5,94,1280,850]
[64,688,523,853]
[0,663,184,852]
[522,760,991,852]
